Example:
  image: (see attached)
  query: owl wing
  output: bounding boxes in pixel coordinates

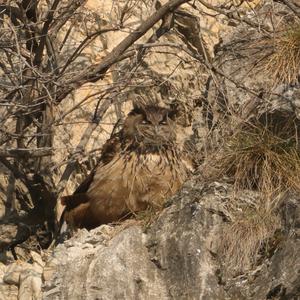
[73,170,96,194]
[72,132,122,195]
[98,132,121,165]
[59,133,122,230]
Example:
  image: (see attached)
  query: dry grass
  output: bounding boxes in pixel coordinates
[217,118,300,196]
[135,205,161,229]
[220,206,281,273]
[214,113,300,273]
[260,23,300,86]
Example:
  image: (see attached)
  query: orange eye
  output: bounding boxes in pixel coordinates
[160,117,168,125]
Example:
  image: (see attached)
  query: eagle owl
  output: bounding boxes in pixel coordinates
[61,105,193,229]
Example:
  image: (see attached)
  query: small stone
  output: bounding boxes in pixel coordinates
[0,263,6,283]
[0,283,18,300]
[30,251,45,268]
[42,258,59,282]
[3,263,23,285]
[18,269,42,300]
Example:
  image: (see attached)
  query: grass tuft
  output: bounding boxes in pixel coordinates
[216,114,300,196]
[220,206,280,273]
[261,23,300,86]
[214,112,300,273]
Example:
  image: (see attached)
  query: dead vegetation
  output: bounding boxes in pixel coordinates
[0,0,196,252]
[217,113,300,194]
[220,205,281,272]
[259,22,300,86]
[213,112,300,273]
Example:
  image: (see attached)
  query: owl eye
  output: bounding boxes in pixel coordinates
[159,116,168,125]
[141,119,150,125]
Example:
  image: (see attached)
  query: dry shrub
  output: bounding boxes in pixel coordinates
[135,206,162,229]
[220,205,281,273]
[260,22,300,86]
[215,112,300,273]
[217,113,300,195]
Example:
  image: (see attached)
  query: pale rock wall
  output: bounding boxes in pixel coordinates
[0,0,262,208]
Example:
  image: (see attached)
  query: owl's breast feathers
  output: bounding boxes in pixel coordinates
[88,148,192,207]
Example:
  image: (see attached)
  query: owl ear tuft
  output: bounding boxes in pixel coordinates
[169,102,192,126]
[131,101,146,115]
[168,103,180,120]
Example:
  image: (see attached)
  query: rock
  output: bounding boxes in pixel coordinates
[19,269,42,300]
[42,180,227,299]
[0,224,19,251]
[224,232,300,300]
[30,251,45,269]
[213,2,300,119]
[146,181,226,300]
[0,262,6,282]
[3,262,26,285]
[42,257,59,284]
[1,255,44,300]
[43,226,168,299]
[0,283,18,300]
[224,198,300,300]
[41,178,300,299]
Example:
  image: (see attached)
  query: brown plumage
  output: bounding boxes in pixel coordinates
[61,105,193,229]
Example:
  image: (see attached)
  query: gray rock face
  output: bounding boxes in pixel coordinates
[0,180,298,299]
[41,180,300,300]
[0,252,44,300]
[42,181,226,300]
[224,199,300,300]
[43,226,168,300]
[146,182,226,300]
[225,235,300,300]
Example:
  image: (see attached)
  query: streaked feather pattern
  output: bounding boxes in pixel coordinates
[61,105,193,229]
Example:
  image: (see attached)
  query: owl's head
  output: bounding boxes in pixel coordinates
[122,105,177,150]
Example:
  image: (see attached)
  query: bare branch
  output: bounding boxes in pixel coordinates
[33,0,60,66]
[59,27,120,75]
[196,0,271,32]
[56,0,192,102]
[0,147,53,157]
[274,0,300,18]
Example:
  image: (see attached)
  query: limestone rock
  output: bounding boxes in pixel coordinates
[19,269,42,300]
[3,262,28,285]
[214,1,300,117]
[0,262,18,300]
[41,179,300,300]
[42,181,227,300]
[43,226,169,299]
[0,283,18,300]
[0,252,44,300]
[224,199,300,300]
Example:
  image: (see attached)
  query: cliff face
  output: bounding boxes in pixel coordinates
[1,182,299,299]
[42,180,225,300]
[0,1,300,299]
[28,181,300,299]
